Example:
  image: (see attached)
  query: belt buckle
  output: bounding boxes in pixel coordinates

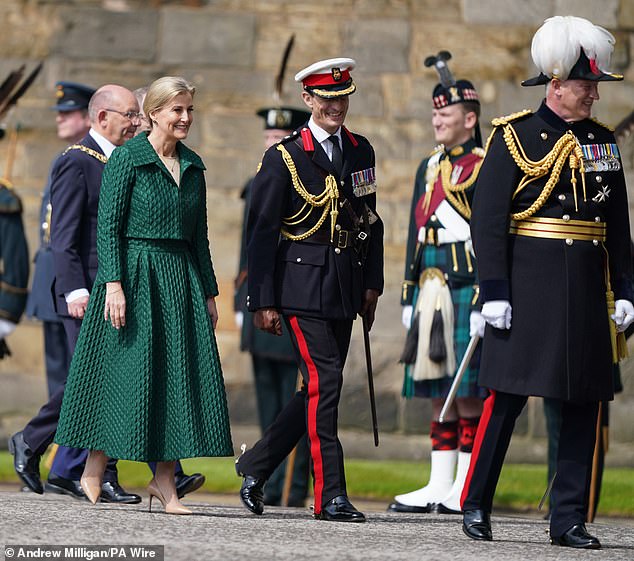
[338,230,349,248]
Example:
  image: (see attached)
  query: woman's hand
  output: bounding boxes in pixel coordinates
[104,281,126,329]
[207,296,219,329]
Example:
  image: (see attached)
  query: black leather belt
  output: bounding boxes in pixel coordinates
[284,227,367,249]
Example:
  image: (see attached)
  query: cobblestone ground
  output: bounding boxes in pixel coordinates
[1,490,633,561]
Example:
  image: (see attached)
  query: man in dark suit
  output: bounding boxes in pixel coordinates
[25,81,93,398]
[461,17,633,549]
[235,105,311,507]
[235,58,384,522]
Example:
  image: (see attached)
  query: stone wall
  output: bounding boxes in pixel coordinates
[2,0,634,461]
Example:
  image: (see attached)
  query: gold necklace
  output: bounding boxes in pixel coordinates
[160,154,179,173]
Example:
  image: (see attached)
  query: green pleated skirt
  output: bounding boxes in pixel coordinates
[55,238,233,462]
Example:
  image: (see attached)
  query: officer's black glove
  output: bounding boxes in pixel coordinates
[0,338,11,359]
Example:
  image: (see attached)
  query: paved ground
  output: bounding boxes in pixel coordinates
[1,489,633,561]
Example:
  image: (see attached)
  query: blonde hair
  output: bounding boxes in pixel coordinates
[144,76,196,127]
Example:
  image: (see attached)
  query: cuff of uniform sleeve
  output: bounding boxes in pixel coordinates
[479,279,510,303]
[613,278,633,302]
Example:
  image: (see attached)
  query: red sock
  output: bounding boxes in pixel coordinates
[458,416,480,453]
[430,420,458,450]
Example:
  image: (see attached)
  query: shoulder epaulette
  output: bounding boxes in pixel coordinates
[491,110,533,127]
[590,117,614,132]
[471,146,486,158]
[63,144,108,164]
[278,129,300,145]
[0,181,22,213]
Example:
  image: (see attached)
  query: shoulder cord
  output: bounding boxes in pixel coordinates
[439,157,484,220]
[502,123,586,220]
[276,144,340,242]
[63,144,108,164]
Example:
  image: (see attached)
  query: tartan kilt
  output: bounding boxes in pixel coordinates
[402,243,486,399]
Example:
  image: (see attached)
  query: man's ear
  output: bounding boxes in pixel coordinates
[301,91,314,111]
[464,110,478,132]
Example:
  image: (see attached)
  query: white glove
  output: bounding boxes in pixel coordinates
[234,311,244,329]
[0,319,16,339]
[481,300,512,330]
[402,305,414,329]
[612,299,634,333]
[469,310,486,338]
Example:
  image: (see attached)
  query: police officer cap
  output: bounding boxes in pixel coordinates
[256,106,310,131]
[51,81,96,112]
[432,80,479,109]
[522,16,623,86]
[295,58,356,99]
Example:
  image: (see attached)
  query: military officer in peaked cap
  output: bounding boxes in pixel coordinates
[234,104,311,507]
[235,58,384,522]
[461,16,633,549]
[25,81,94,399]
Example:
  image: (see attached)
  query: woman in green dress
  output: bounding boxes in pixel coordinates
[55,76,233,514]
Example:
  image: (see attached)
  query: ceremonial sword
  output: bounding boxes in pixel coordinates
[438,334,480,423]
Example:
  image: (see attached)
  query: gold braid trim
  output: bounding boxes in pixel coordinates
[438,157,484,220]
[63,144,108,164]
[276,144,340,242]
[502,123,586,220]
[590,117,614,132]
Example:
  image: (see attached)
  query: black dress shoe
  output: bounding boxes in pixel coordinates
[551,523,601,549]
[100,481,142,504]
[239,475,266,515]
[175,472,205,499]
[316,495,366,523]
[462,509,492,541]
[45,475,86,499]
[387,501,433,514]
[8,432,43,495]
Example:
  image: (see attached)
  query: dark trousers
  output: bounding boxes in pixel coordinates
[252,355,309,504]
[43,320,70,398]
[237,316,353,514]
[461,391,598,537]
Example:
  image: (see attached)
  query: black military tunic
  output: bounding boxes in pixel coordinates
[471,102,632,403]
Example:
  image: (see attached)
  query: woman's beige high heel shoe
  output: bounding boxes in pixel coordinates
[80,450,108,505]
[148,479,192,515]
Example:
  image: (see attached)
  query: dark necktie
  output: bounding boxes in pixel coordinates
[328,135,343,176]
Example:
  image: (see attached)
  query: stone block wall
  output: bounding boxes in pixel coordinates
[2,0,634,461]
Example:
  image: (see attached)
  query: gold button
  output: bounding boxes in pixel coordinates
[588,132,595,140]
[593,240,599,246]
[558,194,565,201]
[334,248,341,254]
[596,176,602,183]
[296,257,302,262]
[335,224,341,231]
[565,239,573,246]
[431,215,438,222]
[541,131,548,140]
[562,214,570,221]
[595,216,601,222]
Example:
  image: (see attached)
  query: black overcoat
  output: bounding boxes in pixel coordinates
[471,102,632,402]
[247,126,384,320]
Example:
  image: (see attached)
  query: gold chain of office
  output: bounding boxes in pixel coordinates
[501,124,586,220]
[276,144,340,242]
[63,144,108,164]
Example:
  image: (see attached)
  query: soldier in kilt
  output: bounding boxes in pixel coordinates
[390,55,486,515]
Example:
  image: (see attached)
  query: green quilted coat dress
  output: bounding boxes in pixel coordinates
[55,133,233,462]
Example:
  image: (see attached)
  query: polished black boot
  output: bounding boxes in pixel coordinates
[462,509,492,541]
[8,432,43,494]
[45,475,86,499]
[239,475,266,515]
[175,472,205,499]
[551,523,601,549]
[316,495,366,523]
[100,481,142,504]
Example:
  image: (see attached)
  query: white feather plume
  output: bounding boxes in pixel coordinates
[531,15,616,80]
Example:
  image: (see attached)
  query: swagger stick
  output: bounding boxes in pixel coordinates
[363,316,379,446]
[438,334,480,423]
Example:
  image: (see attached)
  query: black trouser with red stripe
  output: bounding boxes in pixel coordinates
[461,390,598,538]
[236,315,353,514]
